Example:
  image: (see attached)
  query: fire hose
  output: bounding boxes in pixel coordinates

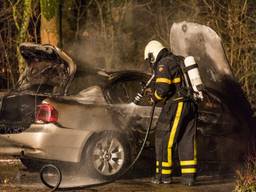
[40,75,157,191]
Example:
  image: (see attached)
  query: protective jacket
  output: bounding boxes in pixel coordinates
[152,49,198,179]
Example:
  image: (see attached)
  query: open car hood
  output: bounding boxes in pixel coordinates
[170,21,253,123]
[17,43,76,95]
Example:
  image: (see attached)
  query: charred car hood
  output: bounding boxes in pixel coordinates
[170,21,253,125]
[17,43,76,95]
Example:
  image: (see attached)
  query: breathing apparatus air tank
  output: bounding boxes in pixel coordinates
[184,56,204,100]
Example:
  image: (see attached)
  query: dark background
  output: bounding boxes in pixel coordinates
[0,0,255,107]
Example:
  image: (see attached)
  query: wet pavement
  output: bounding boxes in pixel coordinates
[0,158,236,192]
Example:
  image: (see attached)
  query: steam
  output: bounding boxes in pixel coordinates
[63,2,153,72]
[41,164,106,188]
[67,33,107,70]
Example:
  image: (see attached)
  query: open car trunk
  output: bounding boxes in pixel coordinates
[17,42,76,95]
[0,43,77,133]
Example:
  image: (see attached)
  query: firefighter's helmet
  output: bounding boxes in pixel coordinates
[144,40,165,64]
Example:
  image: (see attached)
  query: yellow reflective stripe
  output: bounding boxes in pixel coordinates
[181,168,197,174]
[167,102,183,165]
[162,162,172,167]
[173,97,183,102]
[156,168,159,173]
[180,127,197,168]
[157,161,171,167]
[154,91,163,100]
[156,78,171,84]
[156,77,181,84]
[194,137,197,161]
[162,169,172,174]
[172,77,181,83]
[180,160,197,166]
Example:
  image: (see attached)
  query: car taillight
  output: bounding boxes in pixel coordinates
[36,103,58,123]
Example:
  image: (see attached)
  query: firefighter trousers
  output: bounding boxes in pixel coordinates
[155,100,197,178]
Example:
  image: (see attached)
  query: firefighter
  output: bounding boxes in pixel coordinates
[144,40,198,186]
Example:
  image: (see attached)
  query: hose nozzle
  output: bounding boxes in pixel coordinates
[133,92,143,104]
[133,73,155,105]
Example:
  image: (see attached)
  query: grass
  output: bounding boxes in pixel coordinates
[234,154,256,192]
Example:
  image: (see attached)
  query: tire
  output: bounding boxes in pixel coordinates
[81,131,130,180]
[20,158,44,171]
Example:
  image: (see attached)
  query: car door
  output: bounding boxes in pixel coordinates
[103,71,161,143]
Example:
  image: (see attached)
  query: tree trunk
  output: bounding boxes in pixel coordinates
[16,0,32,74]
[40,0,60,46]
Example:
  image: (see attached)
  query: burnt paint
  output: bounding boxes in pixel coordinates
[0,93,45,134]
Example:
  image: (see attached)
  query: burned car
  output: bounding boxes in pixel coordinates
[0,22,254,180]
[0,42,158,178]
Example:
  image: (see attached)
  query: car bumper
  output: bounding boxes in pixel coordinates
[0,123,92,163]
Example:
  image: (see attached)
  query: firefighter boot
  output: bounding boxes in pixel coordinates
[151,174,161,184]
[181,176,195,186]
[161,175,172,184]
[151,174,172,184]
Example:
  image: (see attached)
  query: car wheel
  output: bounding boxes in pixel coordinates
[81,131,130,180]
[20,158,44,171]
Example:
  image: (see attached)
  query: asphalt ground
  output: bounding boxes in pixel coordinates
[0,157,236,192]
